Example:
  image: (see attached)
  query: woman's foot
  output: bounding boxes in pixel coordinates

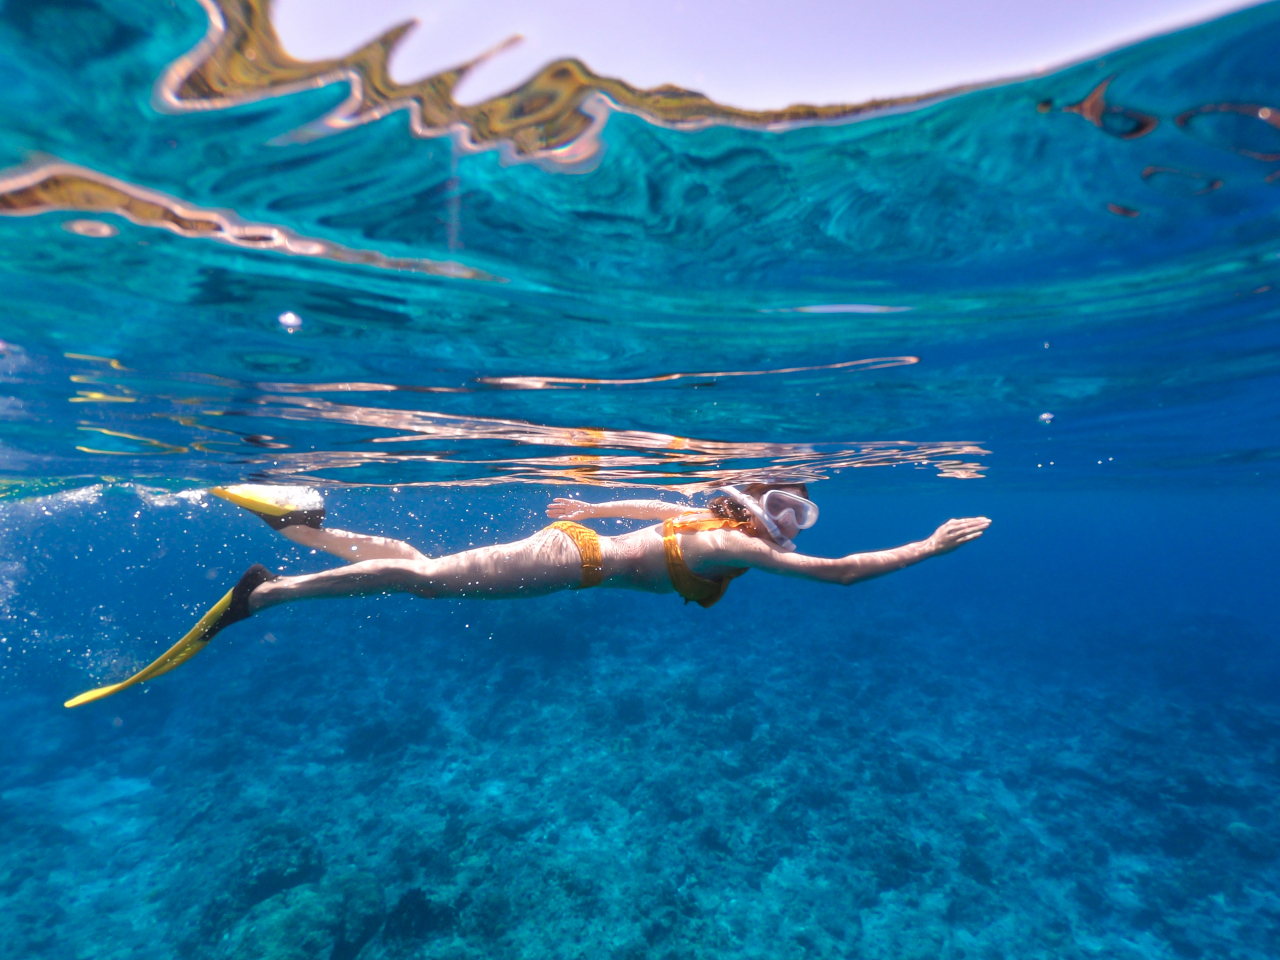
[219,563,278,629]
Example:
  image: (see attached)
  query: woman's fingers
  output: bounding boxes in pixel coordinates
[932,517,991,551]
[546,498,585,518]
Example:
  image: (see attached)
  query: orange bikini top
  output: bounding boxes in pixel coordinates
[662,514,752,608]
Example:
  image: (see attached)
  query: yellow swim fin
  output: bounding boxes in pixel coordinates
[64,564,276,708]
[210,484,325,530]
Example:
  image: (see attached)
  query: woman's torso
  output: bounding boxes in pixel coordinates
[597,519,758,595]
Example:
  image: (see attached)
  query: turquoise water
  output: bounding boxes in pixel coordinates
[1,1,1280,958]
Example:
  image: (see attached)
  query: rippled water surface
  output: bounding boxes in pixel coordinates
[1,2,1279,959]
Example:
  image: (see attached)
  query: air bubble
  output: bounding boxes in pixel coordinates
[63,219,118,238]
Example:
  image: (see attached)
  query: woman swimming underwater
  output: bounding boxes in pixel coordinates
[65,484,990,707]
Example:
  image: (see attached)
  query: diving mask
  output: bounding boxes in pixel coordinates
[721,486,819,551]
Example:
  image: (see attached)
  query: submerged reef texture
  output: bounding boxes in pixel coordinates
[2,584,1278,960]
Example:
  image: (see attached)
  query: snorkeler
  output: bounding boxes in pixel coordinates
[64,484,990,707]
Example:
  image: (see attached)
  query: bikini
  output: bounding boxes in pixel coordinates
[548,514,751,608]
[548,520,605,588]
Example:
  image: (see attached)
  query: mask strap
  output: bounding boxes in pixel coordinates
[721,486,796,551]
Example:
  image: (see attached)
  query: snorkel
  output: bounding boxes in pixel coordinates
[720,485,819,552]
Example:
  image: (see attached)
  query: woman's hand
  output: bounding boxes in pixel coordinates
[926,517,991,555]
[546,498,593,520]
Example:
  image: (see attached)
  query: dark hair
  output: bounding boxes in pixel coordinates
[708,483,811,521]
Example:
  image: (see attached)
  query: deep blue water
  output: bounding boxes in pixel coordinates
[1,1,1279,958]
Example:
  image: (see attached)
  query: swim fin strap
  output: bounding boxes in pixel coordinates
[63,589,234,708]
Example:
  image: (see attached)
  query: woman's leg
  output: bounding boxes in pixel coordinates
[279,524,427,563]
[214,483,427,562]
[250,527,583,612]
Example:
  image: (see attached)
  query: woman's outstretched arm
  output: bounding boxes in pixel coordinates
[546,498,696,521]
[697,517,991,585]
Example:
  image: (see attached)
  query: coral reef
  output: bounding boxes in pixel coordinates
[2,583,1277,960]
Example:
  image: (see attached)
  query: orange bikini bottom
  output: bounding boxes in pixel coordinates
[547,521,604,588]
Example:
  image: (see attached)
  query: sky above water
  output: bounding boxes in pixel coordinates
[276,0,1259,108]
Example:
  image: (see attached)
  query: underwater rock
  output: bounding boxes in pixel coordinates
[552,869,603,916]
[235,824,325,907]
[660,788,704,824]
[343,701,442,762]
[331,872,386,960]
[344,719,409,760]
[197,823,327,946]
[383,887,457,943]
[464,887,512,940]
[416,845,457,882]
[727,707,757,742]
[1227,821,1275,861]
[213,873,383,960]
[958,846,995,887]
[891,758,921,793]
[697,824,733,856]
[943,885,991,925]
[214,884,337,960]
[494,814,541,839]
[441,813,469,852]
[641,906,677,944]
[691,676,749,714]
[868,834,933,892]
[1158,813,1209,859]
[614,693,647,726]
[1072,879,1110,915]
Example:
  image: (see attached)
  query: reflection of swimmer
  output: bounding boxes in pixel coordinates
[64,483,990,707]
